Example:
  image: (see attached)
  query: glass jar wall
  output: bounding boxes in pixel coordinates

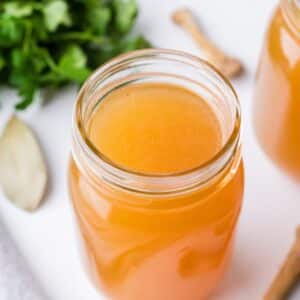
[254,0,300,180]
[69,49,244,300]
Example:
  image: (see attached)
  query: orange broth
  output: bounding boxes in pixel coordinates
[69,82,244,300]
[254,5,300,180]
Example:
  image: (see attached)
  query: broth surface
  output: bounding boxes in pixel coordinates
[88,83,222,174]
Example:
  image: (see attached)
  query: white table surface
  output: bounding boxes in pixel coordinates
[1,0,300,299]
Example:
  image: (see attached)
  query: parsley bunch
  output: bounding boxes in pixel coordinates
[0,0,150,109]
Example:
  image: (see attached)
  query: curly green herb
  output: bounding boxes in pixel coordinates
[0,0,150,109]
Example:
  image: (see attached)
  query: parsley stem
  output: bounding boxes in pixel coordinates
[54,32,107,44]
[23,21,32,54]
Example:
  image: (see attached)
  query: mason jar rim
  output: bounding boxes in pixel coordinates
[72,48,241,195]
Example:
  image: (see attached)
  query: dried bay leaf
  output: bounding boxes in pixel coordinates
[0,116,47,211]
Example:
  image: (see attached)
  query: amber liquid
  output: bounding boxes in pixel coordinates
[69,83,244,300]
[254,8,300,180]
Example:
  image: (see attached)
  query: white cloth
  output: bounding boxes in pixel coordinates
[0,220,46,300]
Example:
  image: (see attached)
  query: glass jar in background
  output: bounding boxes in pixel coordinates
[69,49,244,300]
[254,0,300,181]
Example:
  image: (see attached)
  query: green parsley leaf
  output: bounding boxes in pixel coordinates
[9,48,38,109]
[87,6,111,35]
[0,15,24,47]
[43,0,71,32]
[3,2,33,18]
[57,45,91,83]
[15,79,37,110]
[113,0,138,33]
[0,0,150,109]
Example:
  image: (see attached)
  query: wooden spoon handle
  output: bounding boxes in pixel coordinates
[264,227,300,300]
[172,8,243,78]
[172,9,224,60]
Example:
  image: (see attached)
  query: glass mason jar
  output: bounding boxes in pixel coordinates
[254,0,300,180]
[69,49,244,300]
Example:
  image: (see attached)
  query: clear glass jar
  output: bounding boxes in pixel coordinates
[253,0,300,180]
[69,49,244,300]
